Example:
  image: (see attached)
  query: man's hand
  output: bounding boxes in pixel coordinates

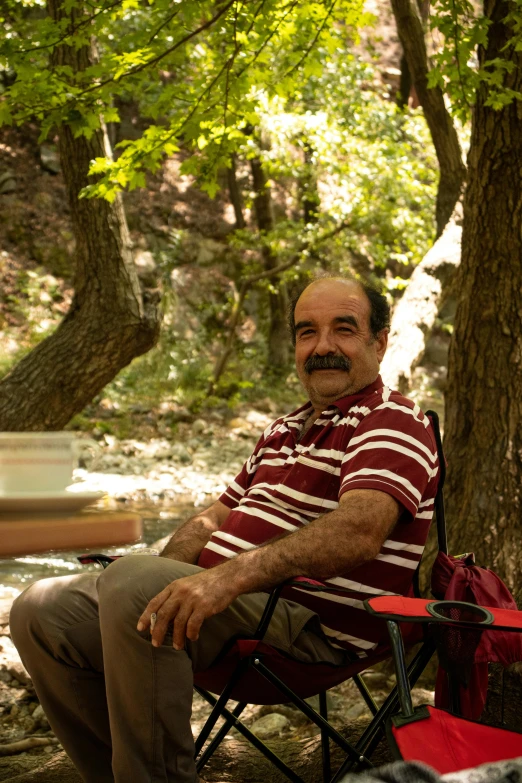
[137,568,240,649]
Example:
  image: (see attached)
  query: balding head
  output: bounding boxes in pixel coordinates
[291,276,389,411]
[289,276,390,346]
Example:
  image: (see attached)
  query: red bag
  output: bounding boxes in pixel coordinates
[431,551,522,719]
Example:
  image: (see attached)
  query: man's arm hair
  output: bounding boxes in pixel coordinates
[209,489,400,594]
[160,500,230,563]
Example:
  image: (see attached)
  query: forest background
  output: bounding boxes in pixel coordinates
[0,0,521,778]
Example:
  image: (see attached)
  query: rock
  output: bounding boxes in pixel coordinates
[250,712,290,739]
[228,417,250,432]
[196,237,224,266]
[244,410,272,429]
[0,670,13,683]
[344,702,371,720]
[381,67,401,89]
[192,419,206,435]
[0,169,16,194]
[305,692,336,711]
[134,250,157,285]
[40,144,61,174]
[7,661,31,686]
[170,443,192,465]
[32,704,50,728]
[153,446,173,460]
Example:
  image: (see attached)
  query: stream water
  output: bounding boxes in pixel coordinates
[0,503,195,602]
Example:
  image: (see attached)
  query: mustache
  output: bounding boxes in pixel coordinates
[304,354,351,374]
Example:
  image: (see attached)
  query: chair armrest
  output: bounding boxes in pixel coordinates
[365,596,522,633]
[252,576,366,640]
[288,576,370,596]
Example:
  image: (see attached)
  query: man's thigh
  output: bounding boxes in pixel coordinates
[10,571,104,671]
[96,555,318,671]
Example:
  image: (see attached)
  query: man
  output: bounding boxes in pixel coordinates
[10,277,439,783]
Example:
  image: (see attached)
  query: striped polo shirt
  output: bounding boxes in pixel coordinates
[198,376,439,656]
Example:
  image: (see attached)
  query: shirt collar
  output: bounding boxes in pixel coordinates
[329,375,384,415]
[283,375,385,422]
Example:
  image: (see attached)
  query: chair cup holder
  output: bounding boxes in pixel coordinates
[426,600,494,626]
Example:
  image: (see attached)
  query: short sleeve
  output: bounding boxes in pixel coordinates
[339,403,439,520]
[218,419,281,509]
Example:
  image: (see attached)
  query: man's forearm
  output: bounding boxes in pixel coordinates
[212,490,399,596]
[160,502,228,563]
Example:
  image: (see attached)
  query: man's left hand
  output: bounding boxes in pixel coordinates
[136,569,239,649]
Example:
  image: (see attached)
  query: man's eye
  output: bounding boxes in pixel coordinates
[298,329,314,337]
[338,326,353,333]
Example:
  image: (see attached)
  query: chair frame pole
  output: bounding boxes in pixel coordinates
[195,700,247,771]
[195,686,305,783]
[319,691,331,782]
[352,673,379,716]
[330,637,436,782]
[251,657,372,768]
[194,657,251,755]
[386,621,414,718]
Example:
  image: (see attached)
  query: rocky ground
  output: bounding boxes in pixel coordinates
[0,407,438,781]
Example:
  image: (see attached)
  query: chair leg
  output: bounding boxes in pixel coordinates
[196,701,247,772]
[319,691,331,782]
[329,638,436,782]
[196,687,305,783]
[352,673,378,716]
[251,658,371,768]
[194,658,250,755]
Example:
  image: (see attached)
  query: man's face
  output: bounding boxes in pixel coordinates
[294,279,388,409]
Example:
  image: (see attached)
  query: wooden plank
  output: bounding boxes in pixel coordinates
[0,511,142,556]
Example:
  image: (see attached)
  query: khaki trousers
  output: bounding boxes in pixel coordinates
[10,555,347,783]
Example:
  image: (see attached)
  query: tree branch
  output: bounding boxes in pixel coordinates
[390,0,466,236]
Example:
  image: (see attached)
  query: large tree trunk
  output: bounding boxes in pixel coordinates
[0,0,160,431]
[380,211,461,393]
[443,1,522,603]
[250,155,289,371]
[391,0,466,236]
[6,718,392,783]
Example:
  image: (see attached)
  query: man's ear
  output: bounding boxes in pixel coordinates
[376,329,388,363]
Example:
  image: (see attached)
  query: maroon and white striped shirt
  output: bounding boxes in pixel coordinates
[198,376,440,656]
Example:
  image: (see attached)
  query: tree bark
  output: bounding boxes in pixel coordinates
[300,143,320,226]
[250,155,289,370]
[6,719,392,783]
[227,153,246,229]
[443,1,522,603]
[380,211,461,393]
[390,0,466,236]
[0,0,160,431]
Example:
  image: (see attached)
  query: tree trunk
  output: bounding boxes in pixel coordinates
[390,0,466,236]
[0,0,160,431]
[380,210,461,393]
[227,154,246,229]
[300,143,320,225]
[443,1,522,604]
[250,155,289,370]
[6,719,392,783]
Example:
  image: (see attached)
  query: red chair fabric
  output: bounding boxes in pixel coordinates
[391,706,522,774]
[366,596,522,631]
[194,640,392,704]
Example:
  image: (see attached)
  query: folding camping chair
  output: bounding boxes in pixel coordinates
[81,409,447,783]
[188,408,448,783]
[365,596,522,774]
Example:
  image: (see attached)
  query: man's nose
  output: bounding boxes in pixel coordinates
[314,330,336,355]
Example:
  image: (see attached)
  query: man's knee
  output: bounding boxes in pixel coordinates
[97,555,201,616]
[10,574,95,649]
